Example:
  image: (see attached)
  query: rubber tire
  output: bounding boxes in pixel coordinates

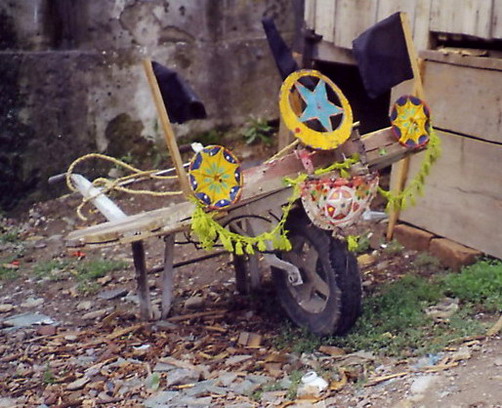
[272,209,362,336]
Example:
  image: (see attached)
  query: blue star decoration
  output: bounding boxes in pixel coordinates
[295,79,343,132]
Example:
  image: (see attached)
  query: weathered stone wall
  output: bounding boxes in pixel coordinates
[0,0,300,211]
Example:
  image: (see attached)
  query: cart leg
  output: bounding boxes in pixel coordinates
[232,219,261,294]
[131,241,153,320]
[161,234,175,319]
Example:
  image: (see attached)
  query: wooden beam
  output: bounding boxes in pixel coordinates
[142,59,191,197]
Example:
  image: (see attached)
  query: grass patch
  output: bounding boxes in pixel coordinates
[75,259,127,294]
[34,259,72,281]
[273,259,501,358]
[332,261,501,356]
[442,260,502,312]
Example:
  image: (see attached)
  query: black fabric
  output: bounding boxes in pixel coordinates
[352,12,414,99]
[262,16,299,80]
[152,61,207,124]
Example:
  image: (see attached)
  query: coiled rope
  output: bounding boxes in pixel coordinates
[66,153,184,220]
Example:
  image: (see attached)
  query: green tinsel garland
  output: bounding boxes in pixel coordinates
[378,127,442,212]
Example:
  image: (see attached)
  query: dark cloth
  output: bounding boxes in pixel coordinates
[352,12,414,99]
[152,61,207,124]
[262,17,299,80]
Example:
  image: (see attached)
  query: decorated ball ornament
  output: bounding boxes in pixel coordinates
[300,173,379,230]
[189,145,242,210]
[279,70,353,150]
[390,95,431,148]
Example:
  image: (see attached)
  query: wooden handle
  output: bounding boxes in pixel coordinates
[142,59,191,197]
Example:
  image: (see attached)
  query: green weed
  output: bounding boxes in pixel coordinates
[42,365,55,385]
[413,252,442,270]
[286,370,303,400]
[242,117,274,146]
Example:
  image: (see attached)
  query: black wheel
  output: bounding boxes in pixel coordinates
[272,209,362,335]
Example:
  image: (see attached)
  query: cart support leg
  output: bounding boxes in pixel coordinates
[161,234,175,319]
[131,241,153,320]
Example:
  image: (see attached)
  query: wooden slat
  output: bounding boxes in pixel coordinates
[421,52,502,144]
[304,0,317,30]
[493,0,502,39]
[315,0,336,43]
[333,0,378,49]
[399,131,502,259]
[430,0,493,39]
[411,0,432,51]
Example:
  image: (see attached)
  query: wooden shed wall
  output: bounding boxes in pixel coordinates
[305,0,502,53]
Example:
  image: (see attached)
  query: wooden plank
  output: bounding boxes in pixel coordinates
[494,0,502,39]
[304,0,317,30]
[430,0,493,39]
[399,131,502,259]
[412,0,432,51]
[377,0,432,51]
[315,0,336,43]
[421,54,502,144]
[333,0,378,49]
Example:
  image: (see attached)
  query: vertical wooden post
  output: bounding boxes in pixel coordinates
[131,241,153,320]
[386,12,425,240]
[143,59,191,196]
[161,234,175,319]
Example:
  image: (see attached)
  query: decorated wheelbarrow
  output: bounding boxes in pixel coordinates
[62,59,439,336]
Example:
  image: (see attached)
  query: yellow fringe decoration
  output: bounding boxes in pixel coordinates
[378,127,442,212]
[66,153,183,220]
[346,235,359,252]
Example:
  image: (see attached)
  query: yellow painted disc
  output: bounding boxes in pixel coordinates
[189,145,242,210]
[279,70,353,150]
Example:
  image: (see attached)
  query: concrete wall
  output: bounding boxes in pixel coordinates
[0,0,300,211]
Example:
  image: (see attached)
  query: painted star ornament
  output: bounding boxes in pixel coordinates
[279,70,353,150]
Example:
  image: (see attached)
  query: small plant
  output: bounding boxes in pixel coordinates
[353,234,371,254]
[42,365,56,385]
[382,239,404,255]
[242,117,274,146]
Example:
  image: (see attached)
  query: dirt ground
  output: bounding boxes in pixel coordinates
[1,143,501,407]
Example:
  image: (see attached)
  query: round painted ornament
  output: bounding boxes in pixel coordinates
[390,95,431,148]
[188,145,242,210]
[279,69,353,150]
[300,173,379,230]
